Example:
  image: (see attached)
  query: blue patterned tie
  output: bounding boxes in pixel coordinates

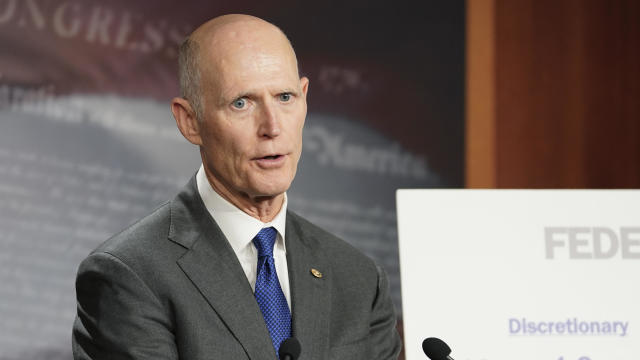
[253,227,292,353]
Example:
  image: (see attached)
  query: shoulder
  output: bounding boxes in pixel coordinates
[76,198,193,302]
[90,173,202,262]
[85,200,187,277]
[94,201,172,255]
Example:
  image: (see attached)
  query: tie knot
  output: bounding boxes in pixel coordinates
[253,227,277,257]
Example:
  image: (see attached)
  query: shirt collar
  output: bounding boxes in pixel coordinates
[196,164,287,254]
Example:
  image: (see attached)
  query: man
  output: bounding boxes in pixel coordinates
[72,14,401,359]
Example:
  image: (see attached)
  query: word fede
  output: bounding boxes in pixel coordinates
[545,227,640,259]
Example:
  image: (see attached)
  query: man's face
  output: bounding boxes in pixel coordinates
[197,33,308,201]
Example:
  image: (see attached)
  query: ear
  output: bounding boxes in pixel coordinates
[171,97,203,146]
[300,76,309,99]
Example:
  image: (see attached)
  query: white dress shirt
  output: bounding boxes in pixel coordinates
[195,165,291,309]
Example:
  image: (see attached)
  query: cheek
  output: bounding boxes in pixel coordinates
[296,119,305,149]
[226,134,258,174]
[206,122,245,155]
[289,108,306,135]
[202,128,242,171]
[290,130,304,166]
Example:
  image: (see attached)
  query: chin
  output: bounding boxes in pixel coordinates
[250,178,292,198]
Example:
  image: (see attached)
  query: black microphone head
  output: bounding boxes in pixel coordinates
[422,337,452,360]
[279,337,301,360]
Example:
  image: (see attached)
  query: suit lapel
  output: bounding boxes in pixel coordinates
[168,177,275,360]
[286,213,332,360]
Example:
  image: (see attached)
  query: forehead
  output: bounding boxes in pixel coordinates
[200,23,299,98]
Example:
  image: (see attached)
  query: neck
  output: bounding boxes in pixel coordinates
[204,169,284,223]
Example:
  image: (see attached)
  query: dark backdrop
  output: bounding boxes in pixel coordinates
[0,1,465,358]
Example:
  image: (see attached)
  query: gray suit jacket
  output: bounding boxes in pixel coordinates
[72,176,401,359]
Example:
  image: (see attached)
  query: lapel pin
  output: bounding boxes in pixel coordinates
[310,268,323,278]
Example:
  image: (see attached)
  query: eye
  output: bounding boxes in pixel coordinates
[232,98,247,109]
[279,93,292,102]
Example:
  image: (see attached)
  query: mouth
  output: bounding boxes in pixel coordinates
[260,154,282,160]
[253,154,287,168]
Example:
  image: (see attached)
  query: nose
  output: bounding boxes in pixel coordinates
[258,101,281,138]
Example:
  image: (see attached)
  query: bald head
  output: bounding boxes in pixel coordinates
[178,15,299,121]
[171,14,309,220]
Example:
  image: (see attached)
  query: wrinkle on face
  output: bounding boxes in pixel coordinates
[185,14,307,221]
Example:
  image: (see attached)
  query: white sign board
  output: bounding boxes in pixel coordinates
[397,190,640,360]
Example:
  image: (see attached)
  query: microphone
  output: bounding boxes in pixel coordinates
[422,337,454,360]
[279,337,301,360]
